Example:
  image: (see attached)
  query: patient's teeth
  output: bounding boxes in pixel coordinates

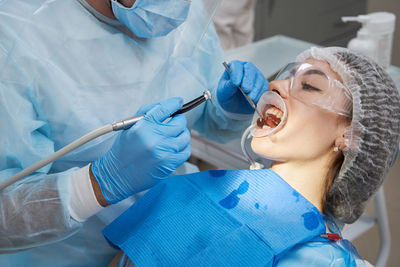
[264,106,284,122]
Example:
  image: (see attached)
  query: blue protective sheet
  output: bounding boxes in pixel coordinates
[103,169,327,266]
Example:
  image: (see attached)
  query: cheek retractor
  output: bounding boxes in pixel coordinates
[251,91,287,137]
[240,91,287,169]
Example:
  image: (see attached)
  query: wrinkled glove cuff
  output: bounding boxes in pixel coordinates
[91,158,125,205]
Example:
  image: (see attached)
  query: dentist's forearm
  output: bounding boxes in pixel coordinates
[89,163,110,207]
[68,165,105,222]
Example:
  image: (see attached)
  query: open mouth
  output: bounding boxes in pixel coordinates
[257,105,283,129]
[251,90,287,138]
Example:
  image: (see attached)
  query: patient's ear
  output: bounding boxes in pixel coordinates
[334,137,346,151]
[334,116,350,151]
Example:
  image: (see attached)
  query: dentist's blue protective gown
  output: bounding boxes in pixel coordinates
[0,0,251,266]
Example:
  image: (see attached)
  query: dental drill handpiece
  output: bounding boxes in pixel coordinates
[111,90,212,131]
[0,90,212,191]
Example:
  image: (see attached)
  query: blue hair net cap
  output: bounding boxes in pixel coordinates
[297,47,400,223]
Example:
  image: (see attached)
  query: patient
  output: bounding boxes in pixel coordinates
[104,47,400,266]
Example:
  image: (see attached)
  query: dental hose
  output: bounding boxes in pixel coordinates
[0,90,212,191]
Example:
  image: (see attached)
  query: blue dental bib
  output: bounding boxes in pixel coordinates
[103,169,326,266]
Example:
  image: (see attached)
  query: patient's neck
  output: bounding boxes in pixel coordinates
[270,156,331,212]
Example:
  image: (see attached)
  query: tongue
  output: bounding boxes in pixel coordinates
[265,114,281,128]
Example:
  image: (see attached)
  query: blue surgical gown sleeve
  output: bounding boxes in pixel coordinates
[194,96,253,143]
[0,82,82,252]
[178,21,253,144]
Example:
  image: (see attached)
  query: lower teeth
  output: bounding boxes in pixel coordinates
[256,117,265,128]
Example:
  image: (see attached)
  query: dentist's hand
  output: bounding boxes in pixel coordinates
[91,97,191,205]
[217,60,269,115]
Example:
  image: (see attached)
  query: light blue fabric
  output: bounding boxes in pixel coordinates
[92,98,191,204]
[275,214,366,266]
[217,60,269,115]
[111,0,191,38]
[103,169,327,266]
[0,0,250,266]
[276,237,366,266]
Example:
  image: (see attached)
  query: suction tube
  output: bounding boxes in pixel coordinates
[240,91,288,169]
[240,124,264,169]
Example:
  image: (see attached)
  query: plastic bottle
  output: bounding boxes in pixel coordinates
[342,12,396,69]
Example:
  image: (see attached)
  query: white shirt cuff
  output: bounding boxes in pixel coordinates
[68,164,104,222]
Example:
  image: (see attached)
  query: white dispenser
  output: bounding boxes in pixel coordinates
[342,12,396,69]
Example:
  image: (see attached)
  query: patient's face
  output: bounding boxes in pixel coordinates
[251,59,349,163]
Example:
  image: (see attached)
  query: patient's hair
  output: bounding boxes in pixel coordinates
[322,153,344,214]
[322,115,351,214]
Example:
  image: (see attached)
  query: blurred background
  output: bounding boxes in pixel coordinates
[253,0,400,65]
[211,0,400,64]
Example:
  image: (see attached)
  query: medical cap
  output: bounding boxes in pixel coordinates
[297,47,400,224]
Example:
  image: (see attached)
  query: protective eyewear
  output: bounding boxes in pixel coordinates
[275,62,352,117]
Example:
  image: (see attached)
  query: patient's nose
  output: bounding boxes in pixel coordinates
[269,80,289,99]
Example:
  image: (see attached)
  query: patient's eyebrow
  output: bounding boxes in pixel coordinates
[303,69,326,77]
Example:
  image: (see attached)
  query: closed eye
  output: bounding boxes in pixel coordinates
[301,82,322,91]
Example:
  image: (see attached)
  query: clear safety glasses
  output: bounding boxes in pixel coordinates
[275,62,353,117]
[249,62,352,138]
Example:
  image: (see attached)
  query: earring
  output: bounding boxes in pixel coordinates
[333,143,342,152]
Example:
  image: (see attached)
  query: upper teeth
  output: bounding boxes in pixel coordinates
[265,107,283,119]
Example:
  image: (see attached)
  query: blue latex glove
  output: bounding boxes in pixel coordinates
[217,60,269,115]
[91,97,191,204]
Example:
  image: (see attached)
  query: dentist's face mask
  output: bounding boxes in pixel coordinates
[111,0,192,38]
